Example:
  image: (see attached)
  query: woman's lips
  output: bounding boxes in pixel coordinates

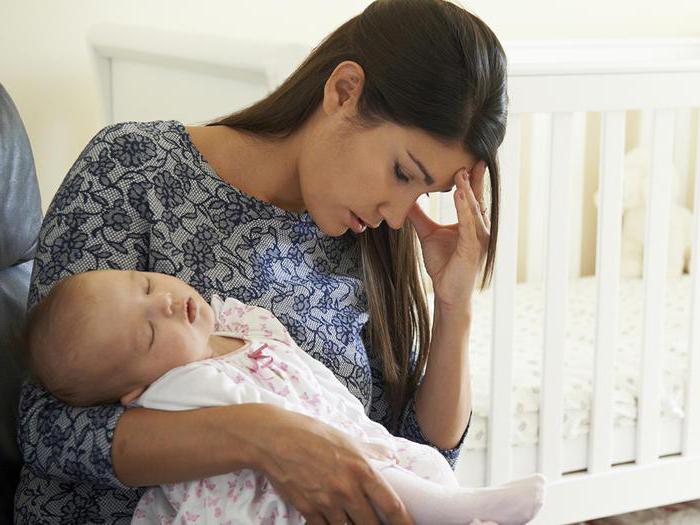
[349,211,367,234]
[187,297,198,323]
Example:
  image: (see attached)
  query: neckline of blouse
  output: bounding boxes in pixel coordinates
[176,120,319,228]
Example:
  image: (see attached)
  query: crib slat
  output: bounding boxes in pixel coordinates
[589,111,625,473]
[674,109,693,208]
[637,109,675,465]
[526,114,551,282]
[568,112,587,278]
[683,113,700,457]
[639,109,654,148]
[539,113,574,479]
[487,114,521,485]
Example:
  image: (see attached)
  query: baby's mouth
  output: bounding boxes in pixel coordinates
[186,297,198,324]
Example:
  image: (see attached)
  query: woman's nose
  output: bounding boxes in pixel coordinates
[381,200,414,230]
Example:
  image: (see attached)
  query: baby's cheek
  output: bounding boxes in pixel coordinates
[144,359,175,384]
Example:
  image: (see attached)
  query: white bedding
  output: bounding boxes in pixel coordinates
[442,275,692,485]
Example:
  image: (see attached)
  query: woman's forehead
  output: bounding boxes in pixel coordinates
[395,125,477,189]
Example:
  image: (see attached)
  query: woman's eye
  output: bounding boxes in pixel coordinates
[394,163,410,183]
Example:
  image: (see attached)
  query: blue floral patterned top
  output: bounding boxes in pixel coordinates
[15,120,471,524]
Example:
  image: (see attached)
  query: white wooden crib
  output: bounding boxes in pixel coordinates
[447,40,700,524]
[88,26,700,524]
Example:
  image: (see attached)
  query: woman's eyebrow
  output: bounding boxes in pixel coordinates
[406,149,435,186]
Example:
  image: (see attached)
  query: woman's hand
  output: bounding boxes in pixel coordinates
[407,160,490,309]
[252,405,413,525]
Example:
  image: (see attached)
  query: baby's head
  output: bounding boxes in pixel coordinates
[24,269,217,407]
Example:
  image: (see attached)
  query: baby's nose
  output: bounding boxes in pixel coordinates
[160,292,174,316]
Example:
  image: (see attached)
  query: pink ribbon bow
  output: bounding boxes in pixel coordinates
[246,343,274,374]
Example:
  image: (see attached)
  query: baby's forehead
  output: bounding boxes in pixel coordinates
[58,270,141,347]
[55,287,113,343]
[73,270,135,306]
[62,311,124,372]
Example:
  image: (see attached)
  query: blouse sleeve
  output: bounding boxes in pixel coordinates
[364,326,472,470]
[18,122,154,488]
[396,391,472,470]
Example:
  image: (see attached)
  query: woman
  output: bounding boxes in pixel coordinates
[15,0,506,523]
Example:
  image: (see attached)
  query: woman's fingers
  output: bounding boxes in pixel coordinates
[259,409,412,525]
[470,161,490,230]
[454,168,489,240]
[469,159,487,204]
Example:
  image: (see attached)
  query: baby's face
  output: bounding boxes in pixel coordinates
[78,269,216,404]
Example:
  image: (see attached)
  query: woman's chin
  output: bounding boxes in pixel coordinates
[315,217,348,237]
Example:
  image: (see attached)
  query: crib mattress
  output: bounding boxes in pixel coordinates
[445,275,693,485]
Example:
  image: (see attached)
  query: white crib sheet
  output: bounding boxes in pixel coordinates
[440,275,691,459]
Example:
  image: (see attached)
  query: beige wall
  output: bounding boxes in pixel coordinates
[1,0,699,211]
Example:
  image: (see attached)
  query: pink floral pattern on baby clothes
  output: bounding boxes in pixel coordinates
[132,295,457,524]
[245,343,290,397]
[132,470,303,524]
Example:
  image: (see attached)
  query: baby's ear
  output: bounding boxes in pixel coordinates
[120,386,146,406]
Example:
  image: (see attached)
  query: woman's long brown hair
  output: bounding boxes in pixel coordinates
[207,0,508,433]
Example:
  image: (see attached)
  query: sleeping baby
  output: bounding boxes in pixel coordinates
[24,269,545,525]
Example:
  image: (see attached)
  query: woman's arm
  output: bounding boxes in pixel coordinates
[400,162,490,456]
[112,403,268,486]
[16,382,264,487]
[116,355,413,524]
[413,299,472,450]
[17,381,128,486]
[116,398,414,525]
[113,363,271,485]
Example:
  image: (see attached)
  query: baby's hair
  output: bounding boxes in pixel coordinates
[23,271,122,407]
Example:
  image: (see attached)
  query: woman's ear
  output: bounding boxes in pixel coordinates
[323,61,364,116]
[120,386,146,406]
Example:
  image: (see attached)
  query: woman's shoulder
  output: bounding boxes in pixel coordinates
[66,119,203,190]
[82,120,191,158]
[94,119,185,137]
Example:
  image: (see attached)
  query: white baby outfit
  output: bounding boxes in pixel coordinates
[130,295,459,524]
[131,296,545,524]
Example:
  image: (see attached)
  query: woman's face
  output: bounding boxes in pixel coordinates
[298,61,479,237]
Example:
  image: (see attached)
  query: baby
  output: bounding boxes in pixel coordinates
[25,269,545,525]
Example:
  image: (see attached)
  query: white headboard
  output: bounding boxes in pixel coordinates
[88,23,310,126]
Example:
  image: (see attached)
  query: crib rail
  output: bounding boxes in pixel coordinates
[484,54,700,523]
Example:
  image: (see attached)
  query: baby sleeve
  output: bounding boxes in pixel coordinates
[133,362,269,411]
